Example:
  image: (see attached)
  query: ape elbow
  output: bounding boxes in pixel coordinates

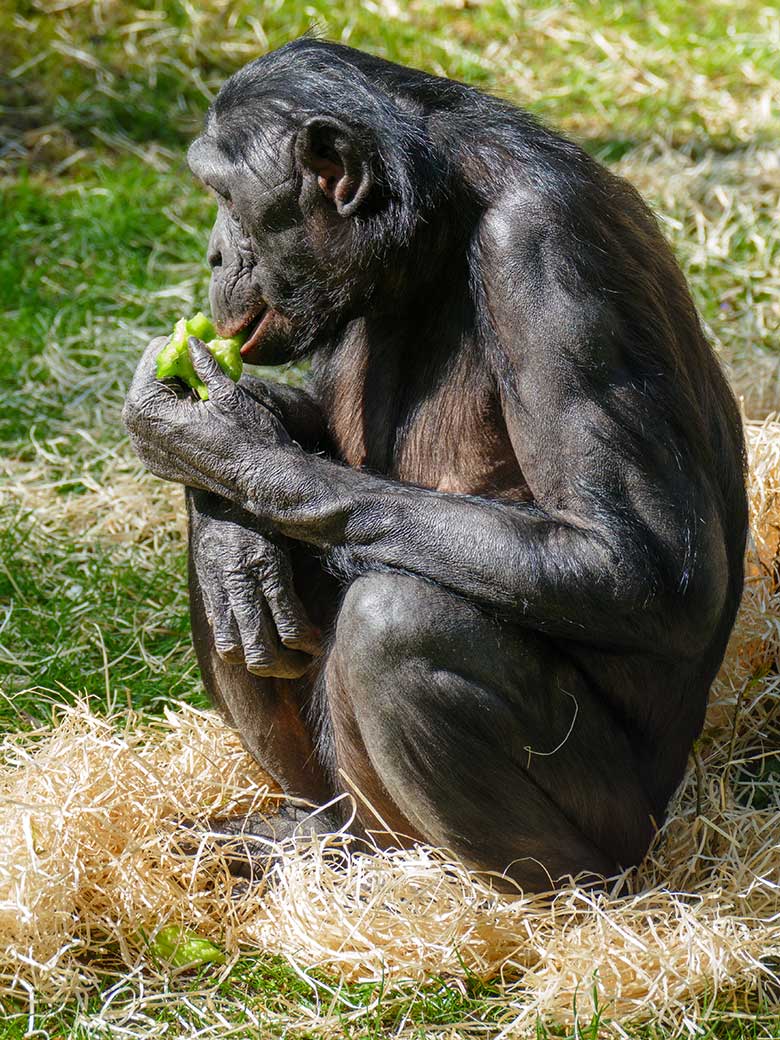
[609,544,731,658]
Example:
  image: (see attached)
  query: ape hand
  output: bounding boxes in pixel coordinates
[190,491,322,678]
[122,335,291,495]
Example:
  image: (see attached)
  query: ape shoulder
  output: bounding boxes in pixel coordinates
[478,189,626,373]
[472,184,735,641]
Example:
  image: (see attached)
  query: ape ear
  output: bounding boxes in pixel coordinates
[295,116,373,217]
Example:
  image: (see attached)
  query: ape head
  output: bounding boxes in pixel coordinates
[187,39,453,364]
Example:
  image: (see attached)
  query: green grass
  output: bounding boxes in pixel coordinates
[0,160,210,721]
[1,0,779,1036]
[3,0,778,152]
[0,956,774,1040]
[0,511,198,716]
[0,160,209,443]
[0,956,516,1039]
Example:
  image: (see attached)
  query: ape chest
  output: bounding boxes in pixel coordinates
[327,381,531,501]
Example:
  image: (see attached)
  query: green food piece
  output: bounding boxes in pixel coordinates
[207,337,244,383]
[156,318,205,397]
[149,924,227,968]
[186,311,216,341]
[155,312,245,400]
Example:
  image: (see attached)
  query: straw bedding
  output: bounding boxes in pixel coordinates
[1,420,780,1036]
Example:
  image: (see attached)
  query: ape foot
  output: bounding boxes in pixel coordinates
[177,800,346,886]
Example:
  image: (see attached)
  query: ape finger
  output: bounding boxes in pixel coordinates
[188,336,235,400]
[134,335,170,384]
[208,584,246,664]
[263,574,322,657]
[228,580,285,674]
[230,589,315,678]
[249,646,316,679]
[196,563,217,625]
[122,336,189,433]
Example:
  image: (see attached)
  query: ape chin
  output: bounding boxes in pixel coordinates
[133,38,748,892]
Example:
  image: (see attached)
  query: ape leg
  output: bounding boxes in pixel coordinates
[188,550,334,805]
[327,572,656,890]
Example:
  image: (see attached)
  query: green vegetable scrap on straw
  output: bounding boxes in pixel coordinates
[149,924,227,968]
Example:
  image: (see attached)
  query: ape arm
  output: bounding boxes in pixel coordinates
[229,253,727,653]
[234,435,724,654]
[125,307,726,654]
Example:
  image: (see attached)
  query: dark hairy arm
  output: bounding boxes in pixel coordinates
[229,410,723,653]
[125,293,726,655]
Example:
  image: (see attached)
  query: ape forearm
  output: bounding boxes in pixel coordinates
[234,447,678,649]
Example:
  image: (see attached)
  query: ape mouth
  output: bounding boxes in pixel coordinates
[238,306,275,363]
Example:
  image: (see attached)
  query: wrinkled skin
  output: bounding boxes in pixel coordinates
[188,487,320,678]
[124,39,747,891]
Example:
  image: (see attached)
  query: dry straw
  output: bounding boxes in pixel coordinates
[1,420,780,1036]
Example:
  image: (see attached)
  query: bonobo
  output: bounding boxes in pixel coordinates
[123,39,748,891]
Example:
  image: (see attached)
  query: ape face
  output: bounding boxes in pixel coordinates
[187,127,298,364]
[187,112,381,364]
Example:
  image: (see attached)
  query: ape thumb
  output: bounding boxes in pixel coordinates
[188,336,232,397]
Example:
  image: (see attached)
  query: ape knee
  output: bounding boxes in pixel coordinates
[335,571,436,676]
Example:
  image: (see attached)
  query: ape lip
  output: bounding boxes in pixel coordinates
[238,306,274,361]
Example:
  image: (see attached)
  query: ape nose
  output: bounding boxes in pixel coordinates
[208,248,223,270]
